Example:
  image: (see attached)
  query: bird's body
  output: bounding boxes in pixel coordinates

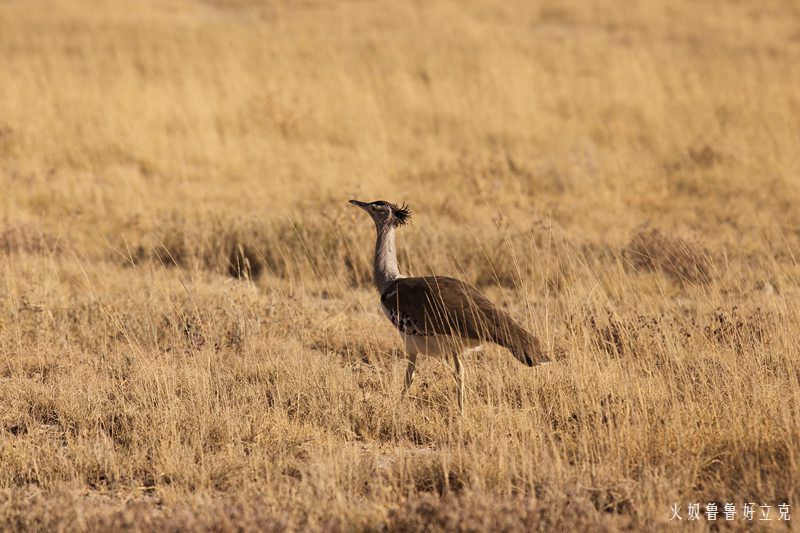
[349,199,548,413]
[380,276,543,365]
[399,332,482,358]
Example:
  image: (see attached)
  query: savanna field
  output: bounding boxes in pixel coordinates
[1,0,799,530]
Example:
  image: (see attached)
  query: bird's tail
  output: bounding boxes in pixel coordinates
[492,317,550,367]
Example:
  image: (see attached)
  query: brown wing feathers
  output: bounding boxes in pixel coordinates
[382,277,547,366]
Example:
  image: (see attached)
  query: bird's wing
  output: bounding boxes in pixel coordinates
[382,276,546,366]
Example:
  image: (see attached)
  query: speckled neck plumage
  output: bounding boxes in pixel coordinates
[373,224,401,296]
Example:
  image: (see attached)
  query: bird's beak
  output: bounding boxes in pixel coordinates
[349,199,369,210]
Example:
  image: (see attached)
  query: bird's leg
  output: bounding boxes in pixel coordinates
[401,350,417,399]
[453,351,465,415]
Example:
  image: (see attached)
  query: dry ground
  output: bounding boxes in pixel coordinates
[1,0,800,531]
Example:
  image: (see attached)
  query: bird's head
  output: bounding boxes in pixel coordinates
[349,200,412,231]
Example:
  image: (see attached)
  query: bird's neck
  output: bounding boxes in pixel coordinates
[373,224,401,295]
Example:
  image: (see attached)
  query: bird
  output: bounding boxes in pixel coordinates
[349,199,549,413]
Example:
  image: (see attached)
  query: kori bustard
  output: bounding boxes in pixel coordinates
[350,199,548,413]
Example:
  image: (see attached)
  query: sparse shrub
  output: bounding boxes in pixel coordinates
[702,305,771,352]
[450,226,574,292]
[687,145,723,168]
[622,226,715,284]
[126,210,372,285]
[228,243,263,280]
[0,223,62,255]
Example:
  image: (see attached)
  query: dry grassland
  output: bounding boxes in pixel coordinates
[1,0,800,530]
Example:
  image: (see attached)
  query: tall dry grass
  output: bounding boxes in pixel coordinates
[1,0,799,530]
